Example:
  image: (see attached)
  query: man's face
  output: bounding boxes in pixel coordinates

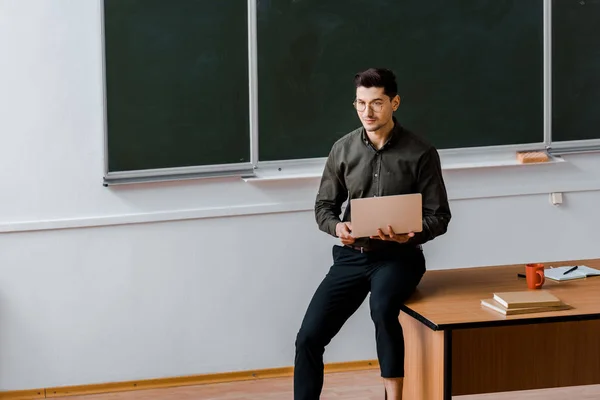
[354,86,399,132]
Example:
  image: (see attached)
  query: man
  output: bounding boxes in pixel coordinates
[293,68,451,400]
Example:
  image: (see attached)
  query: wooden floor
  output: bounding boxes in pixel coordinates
[54,370,600,400]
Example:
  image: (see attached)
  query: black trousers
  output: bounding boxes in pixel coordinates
[293,244,426,400]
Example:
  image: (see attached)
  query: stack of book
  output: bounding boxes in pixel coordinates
[481,290,571,315]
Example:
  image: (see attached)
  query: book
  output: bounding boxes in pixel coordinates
[544,265,600,281]
[492,290,563,309]
[481,298,571,316]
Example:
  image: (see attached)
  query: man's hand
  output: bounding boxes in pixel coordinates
[336,222,355,245]
[370,225,414,243]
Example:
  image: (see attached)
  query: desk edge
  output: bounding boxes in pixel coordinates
[401,309,600,331]
[400,306,441,330]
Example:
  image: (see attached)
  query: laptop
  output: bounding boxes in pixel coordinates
[349,193,423,238]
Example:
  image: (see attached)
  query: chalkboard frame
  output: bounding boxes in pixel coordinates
[101,0,256,186]
[546,0,600,155]
[101,0,599,186]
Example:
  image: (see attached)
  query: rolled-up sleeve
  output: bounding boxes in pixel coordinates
[314,146,347,237]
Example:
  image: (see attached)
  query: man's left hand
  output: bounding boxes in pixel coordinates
[370,225,414,243]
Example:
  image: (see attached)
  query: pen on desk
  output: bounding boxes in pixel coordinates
[563,266,578,275]
[517,273,526,278]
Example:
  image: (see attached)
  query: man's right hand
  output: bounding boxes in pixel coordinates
[336,222,355,245]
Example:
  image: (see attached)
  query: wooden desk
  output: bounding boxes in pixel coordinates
[399,259,600,400]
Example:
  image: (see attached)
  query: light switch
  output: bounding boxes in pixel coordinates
[550,192,563,205]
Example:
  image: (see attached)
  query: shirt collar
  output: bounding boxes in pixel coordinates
[360,116,403,150]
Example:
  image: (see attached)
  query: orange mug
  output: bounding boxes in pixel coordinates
[525,263,545,289]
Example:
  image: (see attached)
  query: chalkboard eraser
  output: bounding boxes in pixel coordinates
[516,151,549,164]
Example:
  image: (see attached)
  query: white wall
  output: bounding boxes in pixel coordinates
[1,0,600,391]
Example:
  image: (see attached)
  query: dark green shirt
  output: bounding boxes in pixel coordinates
[315,117,451,249]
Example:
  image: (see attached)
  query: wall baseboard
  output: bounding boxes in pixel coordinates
[0,390,45,400]
[0,360,379,399]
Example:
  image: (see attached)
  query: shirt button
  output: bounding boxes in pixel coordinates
[374,174,378,177]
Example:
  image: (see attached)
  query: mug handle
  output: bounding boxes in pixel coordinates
[536,270,545,288]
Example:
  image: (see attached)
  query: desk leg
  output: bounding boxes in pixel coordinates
[400,313,449,400]
[444,330,452,400]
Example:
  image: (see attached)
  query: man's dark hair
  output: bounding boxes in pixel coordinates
[354,68,398,99]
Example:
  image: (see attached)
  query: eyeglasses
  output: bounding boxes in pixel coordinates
[353,100,385,112]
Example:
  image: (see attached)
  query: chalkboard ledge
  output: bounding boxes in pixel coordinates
[242,172,322,183]
[548,139,600,156]
[103,164,255,186]
[243,151,565,183]
[442,153,565,171]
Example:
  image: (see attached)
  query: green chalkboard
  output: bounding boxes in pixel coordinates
[257,0,544,161]
[552,0,600,142]
[104,0,249,172]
